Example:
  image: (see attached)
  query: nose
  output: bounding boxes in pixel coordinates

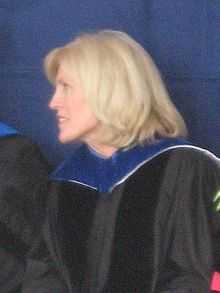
[48,88,61,110]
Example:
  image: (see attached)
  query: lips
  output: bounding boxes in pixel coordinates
[59,117,67,122]
[57,115,68,124]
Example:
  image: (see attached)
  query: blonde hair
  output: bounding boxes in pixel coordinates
[44,30,187,148]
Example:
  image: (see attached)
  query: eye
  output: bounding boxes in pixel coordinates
[60,81,69,89]
[55,79,73,95]
[58,81,72,94]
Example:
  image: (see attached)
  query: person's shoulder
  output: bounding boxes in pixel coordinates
[0,134,43,159]
[0,133,34,147]
[160,145,220,185]
[0,122,37,148]
[166,145,219,166]
[0,133,51,175]
[135,140,219,176]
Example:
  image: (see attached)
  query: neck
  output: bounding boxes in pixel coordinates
[87,142,118,158]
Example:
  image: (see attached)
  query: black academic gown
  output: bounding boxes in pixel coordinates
[24,139,220,293]
[0,123,50,293]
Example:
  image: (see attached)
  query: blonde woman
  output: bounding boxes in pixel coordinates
[24,30,220,293]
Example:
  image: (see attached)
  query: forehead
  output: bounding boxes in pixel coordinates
[55,63,77,83]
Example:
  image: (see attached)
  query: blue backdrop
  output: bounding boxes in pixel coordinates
[0,0,219,165]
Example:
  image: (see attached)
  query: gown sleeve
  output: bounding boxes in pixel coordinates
[0,136,50,293]
[157,148,220,293]
[22,243,70,293]
[22,183,71,293]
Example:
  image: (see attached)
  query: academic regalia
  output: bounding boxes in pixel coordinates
[0,123,50,293]
[25,138,220,293]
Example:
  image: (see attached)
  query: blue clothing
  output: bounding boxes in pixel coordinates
[51,138,191,192]
[0,122,18,137]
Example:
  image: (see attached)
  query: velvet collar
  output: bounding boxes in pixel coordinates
[0,122,18,137]
[51,138,192,193]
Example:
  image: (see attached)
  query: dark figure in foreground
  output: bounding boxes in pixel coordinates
[0,122,50,293]
[24,30,220,292]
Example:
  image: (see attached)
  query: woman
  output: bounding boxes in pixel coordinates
[24,30,220,292]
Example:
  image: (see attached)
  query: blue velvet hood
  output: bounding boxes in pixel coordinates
[51,138,191,193]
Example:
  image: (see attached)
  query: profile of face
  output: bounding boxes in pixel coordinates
[49,64,100,145]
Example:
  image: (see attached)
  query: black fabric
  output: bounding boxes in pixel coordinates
[87,184,124,293]
[0,135,50,293]
[24,147,220,292]
[22,258,69,293]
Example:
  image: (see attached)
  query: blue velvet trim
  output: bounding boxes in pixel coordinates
[51,138,191,192]
[0,122,18,137]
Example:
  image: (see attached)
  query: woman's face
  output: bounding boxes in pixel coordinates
[49,64,100,144]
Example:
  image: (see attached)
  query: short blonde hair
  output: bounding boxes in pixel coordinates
[44,30,187,148]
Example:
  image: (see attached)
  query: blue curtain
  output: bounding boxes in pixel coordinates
[0,0,219,164]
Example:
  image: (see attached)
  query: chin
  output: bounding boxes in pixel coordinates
[58,130,79,144]
[58,134,73,144]
[58,137,67,144]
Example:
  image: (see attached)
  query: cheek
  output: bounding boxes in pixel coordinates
[68,104,86,124]
[65,94,98,129]
[73,108,99,135]
[68,98,93,119]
